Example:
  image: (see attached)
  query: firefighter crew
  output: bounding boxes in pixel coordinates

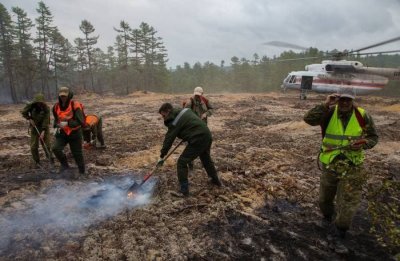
[184,86,213,170]
[83,114,106,149]
[157,102,222,196]
[303,88,378,253]
[52,87,86,177]
[21,93,54,167]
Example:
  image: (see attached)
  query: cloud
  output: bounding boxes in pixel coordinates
[3,0,400,67]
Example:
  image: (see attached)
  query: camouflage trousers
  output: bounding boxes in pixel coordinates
[319,159,366,230]
[30,126,53,164]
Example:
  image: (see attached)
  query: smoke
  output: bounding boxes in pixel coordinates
[0,174,156,253]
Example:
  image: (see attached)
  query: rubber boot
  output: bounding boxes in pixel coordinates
[180,182,189,196]
[328,226,348,254]
[210,175,222,187]
[78,165,86,179]
[188,162,194,171]
[59,155,70,174]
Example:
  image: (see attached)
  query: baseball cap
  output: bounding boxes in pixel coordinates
[59,86,69,97]
[338,87,355,99]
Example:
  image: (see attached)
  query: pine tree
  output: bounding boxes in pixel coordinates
[74,37,87,91]
[114,20,131,94]
[0,3,17,102]
[35,1,55,98]
[79,19,99,92]
[12,6,36,99]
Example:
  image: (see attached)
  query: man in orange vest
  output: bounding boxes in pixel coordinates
[83,114,106,149]
[52,87,86,178]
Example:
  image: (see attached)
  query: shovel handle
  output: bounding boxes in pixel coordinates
[141,140,184,183]
[163,140,185,161]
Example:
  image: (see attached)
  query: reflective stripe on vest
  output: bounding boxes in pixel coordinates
[319,106,365,165]
[55,101,82,135]
[172,108,189,126]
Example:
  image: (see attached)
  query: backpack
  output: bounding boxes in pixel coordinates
[189,96,209,109]
[71,101,86,120]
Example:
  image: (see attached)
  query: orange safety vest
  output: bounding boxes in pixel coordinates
[85,115,99,127]
[54,101,83,135]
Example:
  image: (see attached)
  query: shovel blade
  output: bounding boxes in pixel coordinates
[127,181,142,199]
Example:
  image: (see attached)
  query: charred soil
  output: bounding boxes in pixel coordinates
[0,92,399,260]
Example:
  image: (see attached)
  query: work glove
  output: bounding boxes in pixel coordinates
[59,121,68,128]
[157,159,165,167]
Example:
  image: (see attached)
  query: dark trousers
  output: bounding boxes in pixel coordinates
[52,129,85,174]
[30,127,53,163]
[177,133,218,187]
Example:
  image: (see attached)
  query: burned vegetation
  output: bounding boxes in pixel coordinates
[0,92,399,260]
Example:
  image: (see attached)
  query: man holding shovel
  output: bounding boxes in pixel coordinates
[304,88,378,253]
[21,93,54,168]
[158,102,222,196]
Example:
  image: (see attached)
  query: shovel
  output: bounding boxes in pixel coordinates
[30,121,55,174]
[127,140,184,197]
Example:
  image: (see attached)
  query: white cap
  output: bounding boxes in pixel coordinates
[193,86,203,96]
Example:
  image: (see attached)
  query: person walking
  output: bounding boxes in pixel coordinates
[52,87,86,178]
[158,102,221,196]
[303,88,378,253]
[21,93,54,168]
[184,86,213,123]
[184,86,213,170]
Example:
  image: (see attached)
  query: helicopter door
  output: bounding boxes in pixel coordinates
[301,76,313,90]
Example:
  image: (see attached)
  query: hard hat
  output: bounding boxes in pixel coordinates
[193,86,203,96]
[338,87,355,99]
[59,86,69,97]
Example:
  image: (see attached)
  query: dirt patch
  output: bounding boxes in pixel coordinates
[0,91,398,260]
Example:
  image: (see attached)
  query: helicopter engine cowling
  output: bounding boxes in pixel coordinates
[325,64,357,73]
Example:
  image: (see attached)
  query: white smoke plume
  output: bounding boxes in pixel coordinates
[0,174,156,253]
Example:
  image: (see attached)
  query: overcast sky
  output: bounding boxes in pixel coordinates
[3,0,400,68]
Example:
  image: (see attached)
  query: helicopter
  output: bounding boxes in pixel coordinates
[265,37,400,99]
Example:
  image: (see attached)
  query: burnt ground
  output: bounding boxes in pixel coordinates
[0,91,399,260]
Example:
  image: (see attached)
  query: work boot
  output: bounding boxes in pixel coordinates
[210,176,223,187]
[59,163,70,174]
[77,165,86,179]
[33,161,42,169]
[99,144,107,149]
[188,162,194,171]
[320,214,333,228]
[179,182,189,197]
[327,226,349,254]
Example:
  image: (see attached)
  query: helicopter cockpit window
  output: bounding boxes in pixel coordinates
[289,75,296,83]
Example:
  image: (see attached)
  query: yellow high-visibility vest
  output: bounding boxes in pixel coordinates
[319,106,365,165]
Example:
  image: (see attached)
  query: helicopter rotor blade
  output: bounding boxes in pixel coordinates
[269,56,327,62]
[263,41,308,51]
[349,49,400,56]
[350,36,400,53]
